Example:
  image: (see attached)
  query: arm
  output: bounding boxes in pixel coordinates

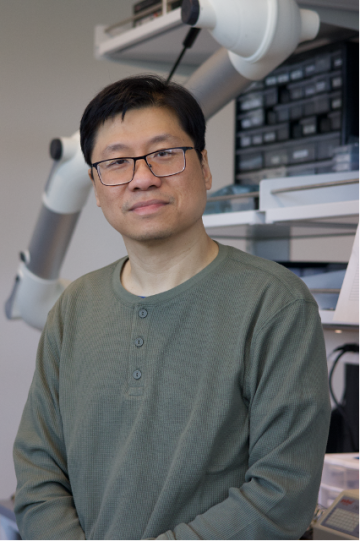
[13,305,85,540]
[5,131,91,331]
[157,300,331,540]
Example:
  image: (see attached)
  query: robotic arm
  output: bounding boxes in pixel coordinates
[182,0,319,117]
[5,133,91,330]
[5,0,319,330]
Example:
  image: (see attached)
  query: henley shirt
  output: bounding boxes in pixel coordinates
[13,243,331,540]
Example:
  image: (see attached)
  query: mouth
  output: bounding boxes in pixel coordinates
[128,199,170,215]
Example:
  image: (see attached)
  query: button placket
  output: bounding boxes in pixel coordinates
[127,305,151,396]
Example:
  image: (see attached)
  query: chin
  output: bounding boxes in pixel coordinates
[125,227,175,244]
[119,215,204,245]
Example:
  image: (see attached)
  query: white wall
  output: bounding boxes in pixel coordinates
[0,0,235,499]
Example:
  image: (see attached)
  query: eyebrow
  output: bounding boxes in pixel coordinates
[102,134,180,157]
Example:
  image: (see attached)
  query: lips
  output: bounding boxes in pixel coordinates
[129,199,169,211]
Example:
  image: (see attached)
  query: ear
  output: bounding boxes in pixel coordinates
[88,168,101,208]
[200,150,212,191]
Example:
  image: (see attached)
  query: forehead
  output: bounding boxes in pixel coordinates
[92,106,191,160]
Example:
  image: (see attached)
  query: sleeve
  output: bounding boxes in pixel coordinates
[157,299,331,540]
[13,305,86,540]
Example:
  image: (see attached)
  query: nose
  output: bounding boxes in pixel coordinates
[128,157,162,191]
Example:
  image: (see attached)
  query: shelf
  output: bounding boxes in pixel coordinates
[204,218,358,244]
[203,210,264,229]
[320,310,359,330]
[95,9,220,70]
[204,202,358,232]
[265,200,359,224]
[204,173,358,236]
[262,171,359,225]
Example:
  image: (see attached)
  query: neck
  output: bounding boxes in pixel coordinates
[121,225,218,297]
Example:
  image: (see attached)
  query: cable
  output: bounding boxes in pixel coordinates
[166,27,201,83]
[328,343,359,452]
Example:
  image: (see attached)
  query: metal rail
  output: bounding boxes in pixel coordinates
[206,191,259,202]
[271,178,359,195]
[309,289,341,294]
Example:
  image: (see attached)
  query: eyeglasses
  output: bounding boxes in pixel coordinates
[92,146,196,186]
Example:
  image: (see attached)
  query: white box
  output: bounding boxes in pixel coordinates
[319,483,344,508]
[322,454,359,491]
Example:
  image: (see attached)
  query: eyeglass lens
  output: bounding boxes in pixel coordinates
[98,148,186,186]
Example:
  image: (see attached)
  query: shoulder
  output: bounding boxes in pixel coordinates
[65,259,122,297]
[220,244,316,305]
[48,258,125,323]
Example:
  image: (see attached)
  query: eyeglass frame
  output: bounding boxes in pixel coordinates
[91,146,198,186]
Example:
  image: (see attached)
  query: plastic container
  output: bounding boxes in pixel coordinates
[204,184,258,215]
[321,453,359,490]
[318,483,343,508]
[332,142,359,172]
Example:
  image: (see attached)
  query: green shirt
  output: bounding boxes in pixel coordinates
[13,243,331,540]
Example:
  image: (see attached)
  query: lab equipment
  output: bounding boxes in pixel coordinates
[5,133,90,330]
[319,454,359,508]
[182,0,320,119]
[313,489,359,540]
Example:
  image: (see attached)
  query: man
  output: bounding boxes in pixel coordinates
[13,75,331,540]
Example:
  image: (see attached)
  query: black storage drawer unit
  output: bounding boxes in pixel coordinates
[235,41,359,184]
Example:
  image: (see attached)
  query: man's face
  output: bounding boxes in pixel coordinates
[89,106,212,245]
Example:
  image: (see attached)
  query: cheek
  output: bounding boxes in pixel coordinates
[95,184,124,209]
[98,197,127,233]
[186,171,208,201]
[176,179,208,220]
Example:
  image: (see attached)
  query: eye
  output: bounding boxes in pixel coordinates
[152,149,176,159]
[105,158,131,169]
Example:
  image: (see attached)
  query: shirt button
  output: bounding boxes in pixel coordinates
[133,369,142,380]
[139,308,148,318]
[134,337,144,347]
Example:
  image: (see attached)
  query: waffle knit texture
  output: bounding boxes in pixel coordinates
[13,243,331,540]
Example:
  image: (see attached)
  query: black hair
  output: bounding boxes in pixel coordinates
[80,74,206,166]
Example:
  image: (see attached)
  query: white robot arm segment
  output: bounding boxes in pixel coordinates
[5,132,91,330]
[183,0,320,113]
[182,0,319,64]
